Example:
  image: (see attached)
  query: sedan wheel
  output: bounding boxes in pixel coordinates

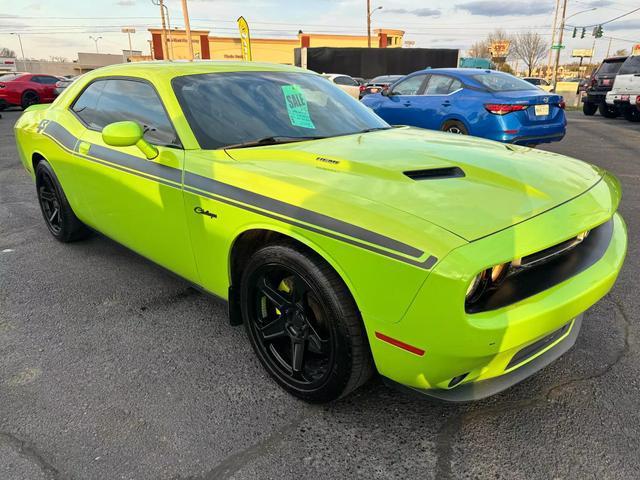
[21,91,40,110]
[241,243,372,402]
[442,121,468,135]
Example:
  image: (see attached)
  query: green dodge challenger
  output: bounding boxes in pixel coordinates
[14,62,627,402]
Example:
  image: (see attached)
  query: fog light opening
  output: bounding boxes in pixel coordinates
[448,372,469,388]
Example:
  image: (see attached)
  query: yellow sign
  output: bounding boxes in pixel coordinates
[237,16,252,61]
[572,49,593,58]
[489,40,510,58]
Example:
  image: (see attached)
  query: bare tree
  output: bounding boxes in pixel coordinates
[468,29,513,60]
[615,48,628,56]
[49,55,69,63]
[0,47,17,58]
[511,32,547,77]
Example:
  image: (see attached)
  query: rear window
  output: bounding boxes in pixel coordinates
[618,56,640,75]
[472,72,538,92]
[598,60,625,74]
[370,75,401,84]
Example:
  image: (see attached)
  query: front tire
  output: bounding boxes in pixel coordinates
[599,103,619,118]
[240,242,372,403]
[35,160,90,242]
[582,101,597,116]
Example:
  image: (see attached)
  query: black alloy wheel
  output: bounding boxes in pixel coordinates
[241,243,372,403]
[442,121,468,135]
[599,103,619,118]
[35,160,90,242]
[21,91,39,110]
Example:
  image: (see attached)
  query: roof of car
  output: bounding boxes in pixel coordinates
[413,68,502,76]
[84,60,308,81]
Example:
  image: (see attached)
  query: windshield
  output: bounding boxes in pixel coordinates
[472,72,539,92]
[598,60,624,74]
[172,71,389,150]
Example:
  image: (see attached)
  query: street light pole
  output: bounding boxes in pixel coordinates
[546,0,561,80]
[10,33,25,60]
[89,35,102,53]
[367,3,383,48]
[181,0,194,61]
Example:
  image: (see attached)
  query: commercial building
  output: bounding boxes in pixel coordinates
[147,28,405,64]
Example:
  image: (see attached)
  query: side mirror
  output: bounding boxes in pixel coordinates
[102,121,158,160]
[381,87,392,97]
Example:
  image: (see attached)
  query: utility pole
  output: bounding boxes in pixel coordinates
[181,0,194,60]
[367,0,371,48]
[157,0,169,60]
[551,0,568,91]
[605,37,612,57]
[122,27,135,61]
[10,32,25,60]
[546,0,561,80]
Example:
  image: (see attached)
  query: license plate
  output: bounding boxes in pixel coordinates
[603,79,611,85]
[621,95,630,102]
[535,104,549,116]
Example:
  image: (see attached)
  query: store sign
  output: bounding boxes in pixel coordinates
[572,49,593,58]
[633,44,640,55]
[489,40,510,58]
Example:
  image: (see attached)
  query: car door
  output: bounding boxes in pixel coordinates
[421,75,464,130]
[373,73,428,126]
[31,75,59,102]
[69,77,199,282]
[615,55,640,94]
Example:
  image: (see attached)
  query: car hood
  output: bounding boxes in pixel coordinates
[225,127,602,241]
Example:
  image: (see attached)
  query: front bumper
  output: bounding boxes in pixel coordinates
[385,315,582,402]
[366,175,626,401]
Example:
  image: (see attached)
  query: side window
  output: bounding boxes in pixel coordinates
[449,79,463,93]
[38,76,59,85]
[334,76,358,86]
[392,75,425,95]
[425,75,453,95]
[72,79,179,147]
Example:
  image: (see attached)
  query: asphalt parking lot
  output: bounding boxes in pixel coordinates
[1,108,639,480]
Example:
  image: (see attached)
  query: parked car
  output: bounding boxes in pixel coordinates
[582,56,627,118]
[14,61,626,402]
[522,77,554,92]
[605,55,640,122]
[0,72,61,110]
[54,75,80,95]
[320,73,360,98]
[362,68,566,146]
[353,77,366,86]
[359,74,403,98]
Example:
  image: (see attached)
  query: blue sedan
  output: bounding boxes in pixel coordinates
[361,68,567,146]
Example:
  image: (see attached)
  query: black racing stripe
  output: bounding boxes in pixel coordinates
[88,143,182,184]
[42,120,436,268]
[184,171,424,259]
[44,121,78,151]
[184,185,437,269]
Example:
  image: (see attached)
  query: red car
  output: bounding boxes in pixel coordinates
[0,72,61,110]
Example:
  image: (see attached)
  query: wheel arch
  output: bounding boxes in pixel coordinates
[441,115,471,133]
[226,225,360,326]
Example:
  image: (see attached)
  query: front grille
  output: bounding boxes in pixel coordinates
[467,219,613,314]
[506,322,571,370]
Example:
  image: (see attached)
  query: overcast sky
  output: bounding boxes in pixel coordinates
[1,0,638,64]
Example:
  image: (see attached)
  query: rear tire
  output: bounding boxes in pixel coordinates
[35,160,90,242]
[582,101,597,116]
[240,242,372,403]
[21,91,40,110]
[441,120,468,135]
[599,103,619,118]
[623,107,640,122]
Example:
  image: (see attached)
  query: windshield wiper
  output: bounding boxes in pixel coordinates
[356,127,392,133]
[220,135,326,150]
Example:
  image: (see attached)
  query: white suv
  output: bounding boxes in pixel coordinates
[606,55,640,122]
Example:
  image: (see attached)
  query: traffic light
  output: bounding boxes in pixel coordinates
[596,25,603,38]
[581,28,586,39]
[572,27,577,38]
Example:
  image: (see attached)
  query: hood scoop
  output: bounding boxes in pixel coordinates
[404,166,465,181]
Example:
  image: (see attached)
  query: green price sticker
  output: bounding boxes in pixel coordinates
[281,84,315,129]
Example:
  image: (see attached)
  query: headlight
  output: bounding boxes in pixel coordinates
[465,262,511,305]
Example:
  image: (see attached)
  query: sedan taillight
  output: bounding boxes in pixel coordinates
[559,100,566,109]
[484,104,528,115]
[359,85,366,92]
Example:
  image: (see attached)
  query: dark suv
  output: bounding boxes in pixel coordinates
[582,56,627,117]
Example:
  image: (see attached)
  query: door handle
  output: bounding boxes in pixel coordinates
[442,101,452,106]
[403,101,412,106]
[77,141,91,155]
